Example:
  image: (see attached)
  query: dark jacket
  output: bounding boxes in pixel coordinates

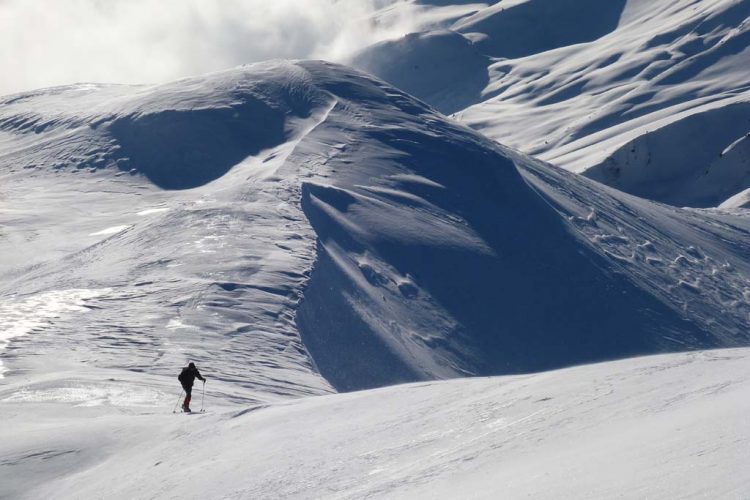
[178,365,205,388]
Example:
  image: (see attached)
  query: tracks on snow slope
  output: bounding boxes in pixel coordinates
[3,60,750,398]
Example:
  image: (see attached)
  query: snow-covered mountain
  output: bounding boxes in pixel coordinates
[352,0,750,207]
[4,59,750,394]
[2,1,750,498]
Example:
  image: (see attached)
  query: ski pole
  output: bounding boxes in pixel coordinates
[200,380,206,412]
[173,390,184,414]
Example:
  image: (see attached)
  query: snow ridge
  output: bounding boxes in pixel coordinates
[353,0,750,208]
[4,59,750,396]
[1,3,750,495]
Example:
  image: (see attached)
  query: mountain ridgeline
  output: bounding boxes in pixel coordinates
[353,0,750,209]
[3,59,750,392]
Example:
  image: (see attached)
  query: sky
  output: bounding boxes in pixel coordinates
[0,0,417,95]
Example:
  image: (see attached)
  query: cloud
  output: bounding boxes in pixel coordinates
[0,0,418,95]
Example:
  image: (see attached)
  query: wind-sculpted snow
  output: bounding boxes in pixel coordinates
[3,53,750,498]
[351,30,490,114]
[3,60,750,398]
[0,64,331,189]
[352,0,750,208]
[0,62,338,400]
[292,81,750,389]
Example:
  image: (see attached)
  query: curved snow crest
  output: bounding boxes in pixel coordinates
[352,0,750,207]
[0,61,334,189]
[286,62,750,391]
[0,61,350,399]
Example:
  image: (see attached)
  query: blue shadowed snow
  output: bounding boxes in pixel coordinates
[351,30,490,115]
[292,66,713,389]
[2,59,750,396]
[107,102,286,189]
[453,0,628,59]
[584,101,750,208]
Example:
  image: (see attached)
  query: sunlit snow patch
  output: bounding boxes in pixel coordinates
[2,384,167,407]
[166,318,190,330]
[0,289,106,378]
[88,225,130,236]
[136,207,169,216]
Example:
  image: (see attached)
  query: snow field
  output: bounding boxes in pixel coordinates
[2,348,748,499]
[1,1,750,493]
[355,0,750,208]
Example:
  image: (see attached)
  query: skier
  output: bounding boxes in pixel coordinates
[178,362,206,412]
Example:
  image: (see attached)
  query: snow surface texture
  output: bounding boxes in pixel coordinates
[2,1,750,496]
[0,65,337,399]
[2,349,749,498]
[5,60,750,395]
[351,0,750,208]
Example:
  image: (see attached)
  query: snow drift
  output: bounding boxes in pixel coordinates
[352,0,750,208]
[3,60,750,395]
[585,100,750,208]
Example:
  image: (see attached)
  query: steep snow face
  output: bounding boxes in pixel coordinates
[352,0,750,207]
[3,60,750,396]
[294,105,750,391]
[286,68,750,391]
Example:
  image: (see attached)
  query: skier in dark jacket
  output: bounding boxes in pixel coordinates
[178,362,206,412]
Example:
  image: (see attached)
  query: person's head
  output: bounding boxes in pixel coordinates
[188,362,196,369]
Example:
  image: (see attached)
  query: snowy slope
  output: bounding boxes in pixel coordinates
[3,348,749,499]
[4,60,750,396]
[2,44,750,497]
[0,64,338,400]
[352,0,750,207]
[584,101,750,208]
